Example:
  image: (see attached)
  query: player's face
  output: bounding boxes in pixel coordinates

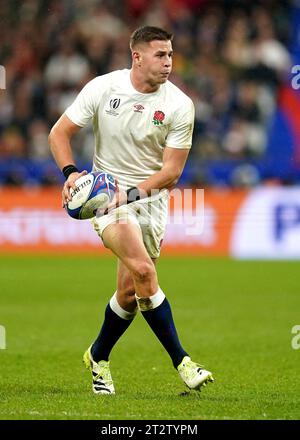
[137,40,173,86]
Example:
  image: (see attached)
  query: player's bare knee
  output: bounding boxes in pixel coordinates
[131,261,156,284]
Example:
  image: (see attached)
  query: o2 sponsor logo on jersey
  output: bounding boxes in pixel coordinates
[105,98,121,116]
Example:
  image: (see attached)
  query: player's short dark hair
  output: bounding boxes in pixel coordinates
[130,26,173,50]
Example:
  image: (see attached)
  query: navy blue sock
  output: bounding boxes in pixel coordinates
[91,303,134,362]
[141,298,188,368]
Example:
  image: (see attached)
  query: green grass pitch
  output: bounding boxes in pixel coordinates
[0,255,299,420]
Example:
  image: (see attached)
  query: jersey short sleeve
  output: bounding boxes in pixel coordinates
[165,98,195,149]
[64,76,108,127]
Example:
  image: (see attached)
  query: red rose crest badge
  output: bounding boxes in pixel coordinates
[152,110,165,126]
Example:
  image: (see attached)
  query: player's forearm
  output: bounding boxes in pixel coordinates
[48,128,76,171]
[137,166,181,196]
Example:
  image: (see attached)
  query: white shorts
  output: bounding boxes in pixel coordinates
[91,191,169,259]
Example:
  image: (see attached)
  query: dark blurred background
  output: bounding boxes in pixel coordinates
[0,0,299,188]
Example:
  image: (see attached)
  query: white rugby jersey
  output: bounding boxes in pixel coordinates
[65,69,194,190]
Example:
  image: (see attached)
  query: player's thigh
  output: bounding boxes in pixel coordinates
[102,222,155,275]
[136,194,169,259]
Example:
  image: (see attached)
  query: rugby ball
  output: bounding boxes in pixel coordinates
[66,171,117,220]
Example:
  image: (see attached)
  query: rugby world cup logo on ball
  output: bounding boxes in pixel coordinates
[66,172,116,220]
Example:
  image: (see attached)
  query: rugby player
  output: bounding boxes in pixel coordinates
[49,26,214,395]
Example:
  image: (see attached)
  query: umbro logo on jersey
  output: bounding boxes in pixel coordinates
[133,104,144,113]
[105,98,121,116]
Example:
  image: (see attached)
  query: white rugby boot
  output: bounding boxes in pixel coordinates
[177,356,214,391]
[83,346,115,395]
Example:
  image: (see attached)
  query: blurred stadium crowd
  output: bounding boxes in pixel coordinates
[0,0,295,186]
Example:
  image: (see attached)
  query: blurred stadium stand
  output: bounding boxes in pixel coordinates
[0,0,299,187]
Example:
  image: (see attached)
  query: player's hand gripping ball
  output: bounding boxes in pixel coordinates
[66,171,117,219]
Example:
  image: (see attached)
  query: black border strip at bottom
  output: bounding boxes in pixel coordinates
[0,420,298,437]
